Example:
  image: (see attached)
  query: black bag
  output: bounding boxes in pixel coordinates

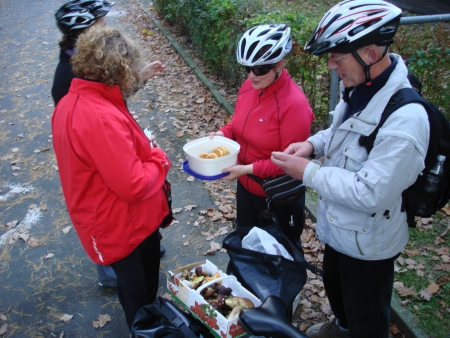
[131,296,214,338]
[360,87,450,227]
[222,225,321,310]
[160,180,175,229]
[249,174,306,206]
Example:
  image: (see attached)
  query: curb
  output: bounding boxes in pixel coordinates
[135,1,428,337]
[135,2,235,117]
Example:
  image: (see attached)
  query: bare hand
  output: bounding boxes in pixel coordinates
[150,135,159,148]
[209,131,224,139]
[271,152,310,180]
[220,164,251,181]
[139,61,165,80]
[284,141,314,157]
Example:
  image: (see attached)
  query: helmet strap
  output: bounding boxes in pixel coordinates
[351,46,389,86]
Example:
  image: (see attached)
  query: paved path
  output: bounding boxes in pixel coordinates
[0,0,233,337]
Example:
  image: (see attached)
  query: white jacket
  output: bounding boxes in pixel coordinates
[303,55,429,260]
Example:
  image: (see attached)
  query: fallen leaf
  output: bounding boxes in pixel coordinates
[60,314,73,322]
[45,253,54,259]
[419,289,432,301]
[395,285,417,298]
[183,240,189,246]
[173,208,183,214]
[441,204,450,215]
[184,205,197,211]
[19,232,29,242]
[186,176,195,182]
[0,314,6,321]
[436,263,450,272]
[427,283,440,294]
[92,314,111,329]
[209,241,220,251]
[28,237,39,248]
[6,220,19,229]
[62,226,72,234]
[195,97,205,104]
[0,324,7,335]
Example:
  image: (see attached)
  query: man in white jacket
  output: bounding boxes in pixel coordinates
[271,1,429,337]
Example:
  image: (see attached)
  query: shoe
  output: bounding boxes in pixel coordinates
[160,245,166,257]
[305,319,350,338]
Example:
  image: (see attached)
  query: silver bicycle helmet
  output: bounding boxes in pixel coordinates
[304,0,402,55]
[236,24,292,66]
[55,0,115,36]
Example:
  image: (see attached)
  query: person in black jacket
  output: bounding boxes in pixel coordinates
[52,0,166,289]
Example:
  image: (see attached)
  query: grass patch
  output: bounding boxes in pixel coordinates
[394,214,450,338]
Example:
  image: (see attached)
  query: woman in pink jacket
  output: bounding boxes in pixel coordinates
[211,24,314,242]
[52,26,171,330]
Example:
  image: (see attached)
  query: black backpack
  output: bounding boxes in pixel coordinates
[359,86,450,227]
[131,296,214,338]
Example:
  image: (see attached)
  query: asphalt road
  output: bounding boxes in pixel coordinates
[0,1,233,337]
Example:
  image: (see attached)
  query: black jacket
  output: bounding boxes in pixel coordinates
[51,48,75,105]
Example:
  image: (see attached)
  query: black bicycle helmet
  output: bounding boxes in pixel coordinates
[55,0,115,35]
[304,0,402,56]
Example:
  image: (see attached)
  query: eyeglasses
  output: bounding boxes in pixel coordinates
[245,65,273,76]
[328,53,351,62]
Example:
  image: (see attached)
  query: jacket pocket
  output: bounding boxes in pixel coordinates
[326,203,376,257]
[343,144,367,172]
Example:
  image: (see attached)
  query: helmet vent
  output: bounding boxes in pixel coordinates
[367,9,387,16]
[257,29,271,37]
[327,19,354,39]
[265,48,282,62]
[240,39,247,59]
[269,33,283,41]
[349,18,381,36]
[246,41,260,60]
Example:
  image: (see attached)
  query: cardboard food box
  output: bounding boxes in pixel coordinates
[167,260,261,338]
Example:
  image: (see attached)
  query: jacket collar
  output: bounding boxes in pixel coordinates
[257,68,289,96]
[70,78,126,108]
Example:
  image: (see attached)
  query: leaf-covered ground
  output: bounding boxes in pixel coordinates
[1,0,446,337]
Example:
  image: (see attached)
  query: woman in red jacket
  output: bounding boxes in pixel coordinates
[51,26,172,330]
[211,24,314,242]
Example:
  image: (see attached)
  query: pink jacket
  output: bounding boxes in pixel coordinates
[220,69,314,196]
[52,78,171,265]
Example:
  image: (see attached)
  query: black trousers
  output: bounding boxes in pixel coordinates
[323,245,399,337]
[236,180,305,241]
[110,230,160,330]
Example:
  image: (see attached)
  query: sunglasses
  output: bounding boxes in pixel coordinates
[245,65,273,76]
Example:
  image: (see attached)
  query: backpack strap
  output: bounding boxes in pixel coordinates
[359,87,426,154]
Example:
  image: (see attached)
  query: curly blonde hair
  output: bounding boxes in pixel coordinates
[71,26,143,98]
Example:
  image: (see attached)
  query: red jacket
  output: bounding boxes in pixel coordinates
[220,69,314,196]
[52,78,171,265]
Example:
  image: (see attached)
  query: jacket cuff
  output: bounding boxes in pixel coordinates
[303,160,322,185]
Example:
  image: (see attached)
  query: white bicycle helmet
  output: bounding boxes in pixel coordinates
[304,0,402,55]
[236,24,292,66]
[55,0,115,36]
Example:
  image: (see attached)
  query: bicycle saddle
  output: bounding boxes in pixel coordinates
[239,295,308,338]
